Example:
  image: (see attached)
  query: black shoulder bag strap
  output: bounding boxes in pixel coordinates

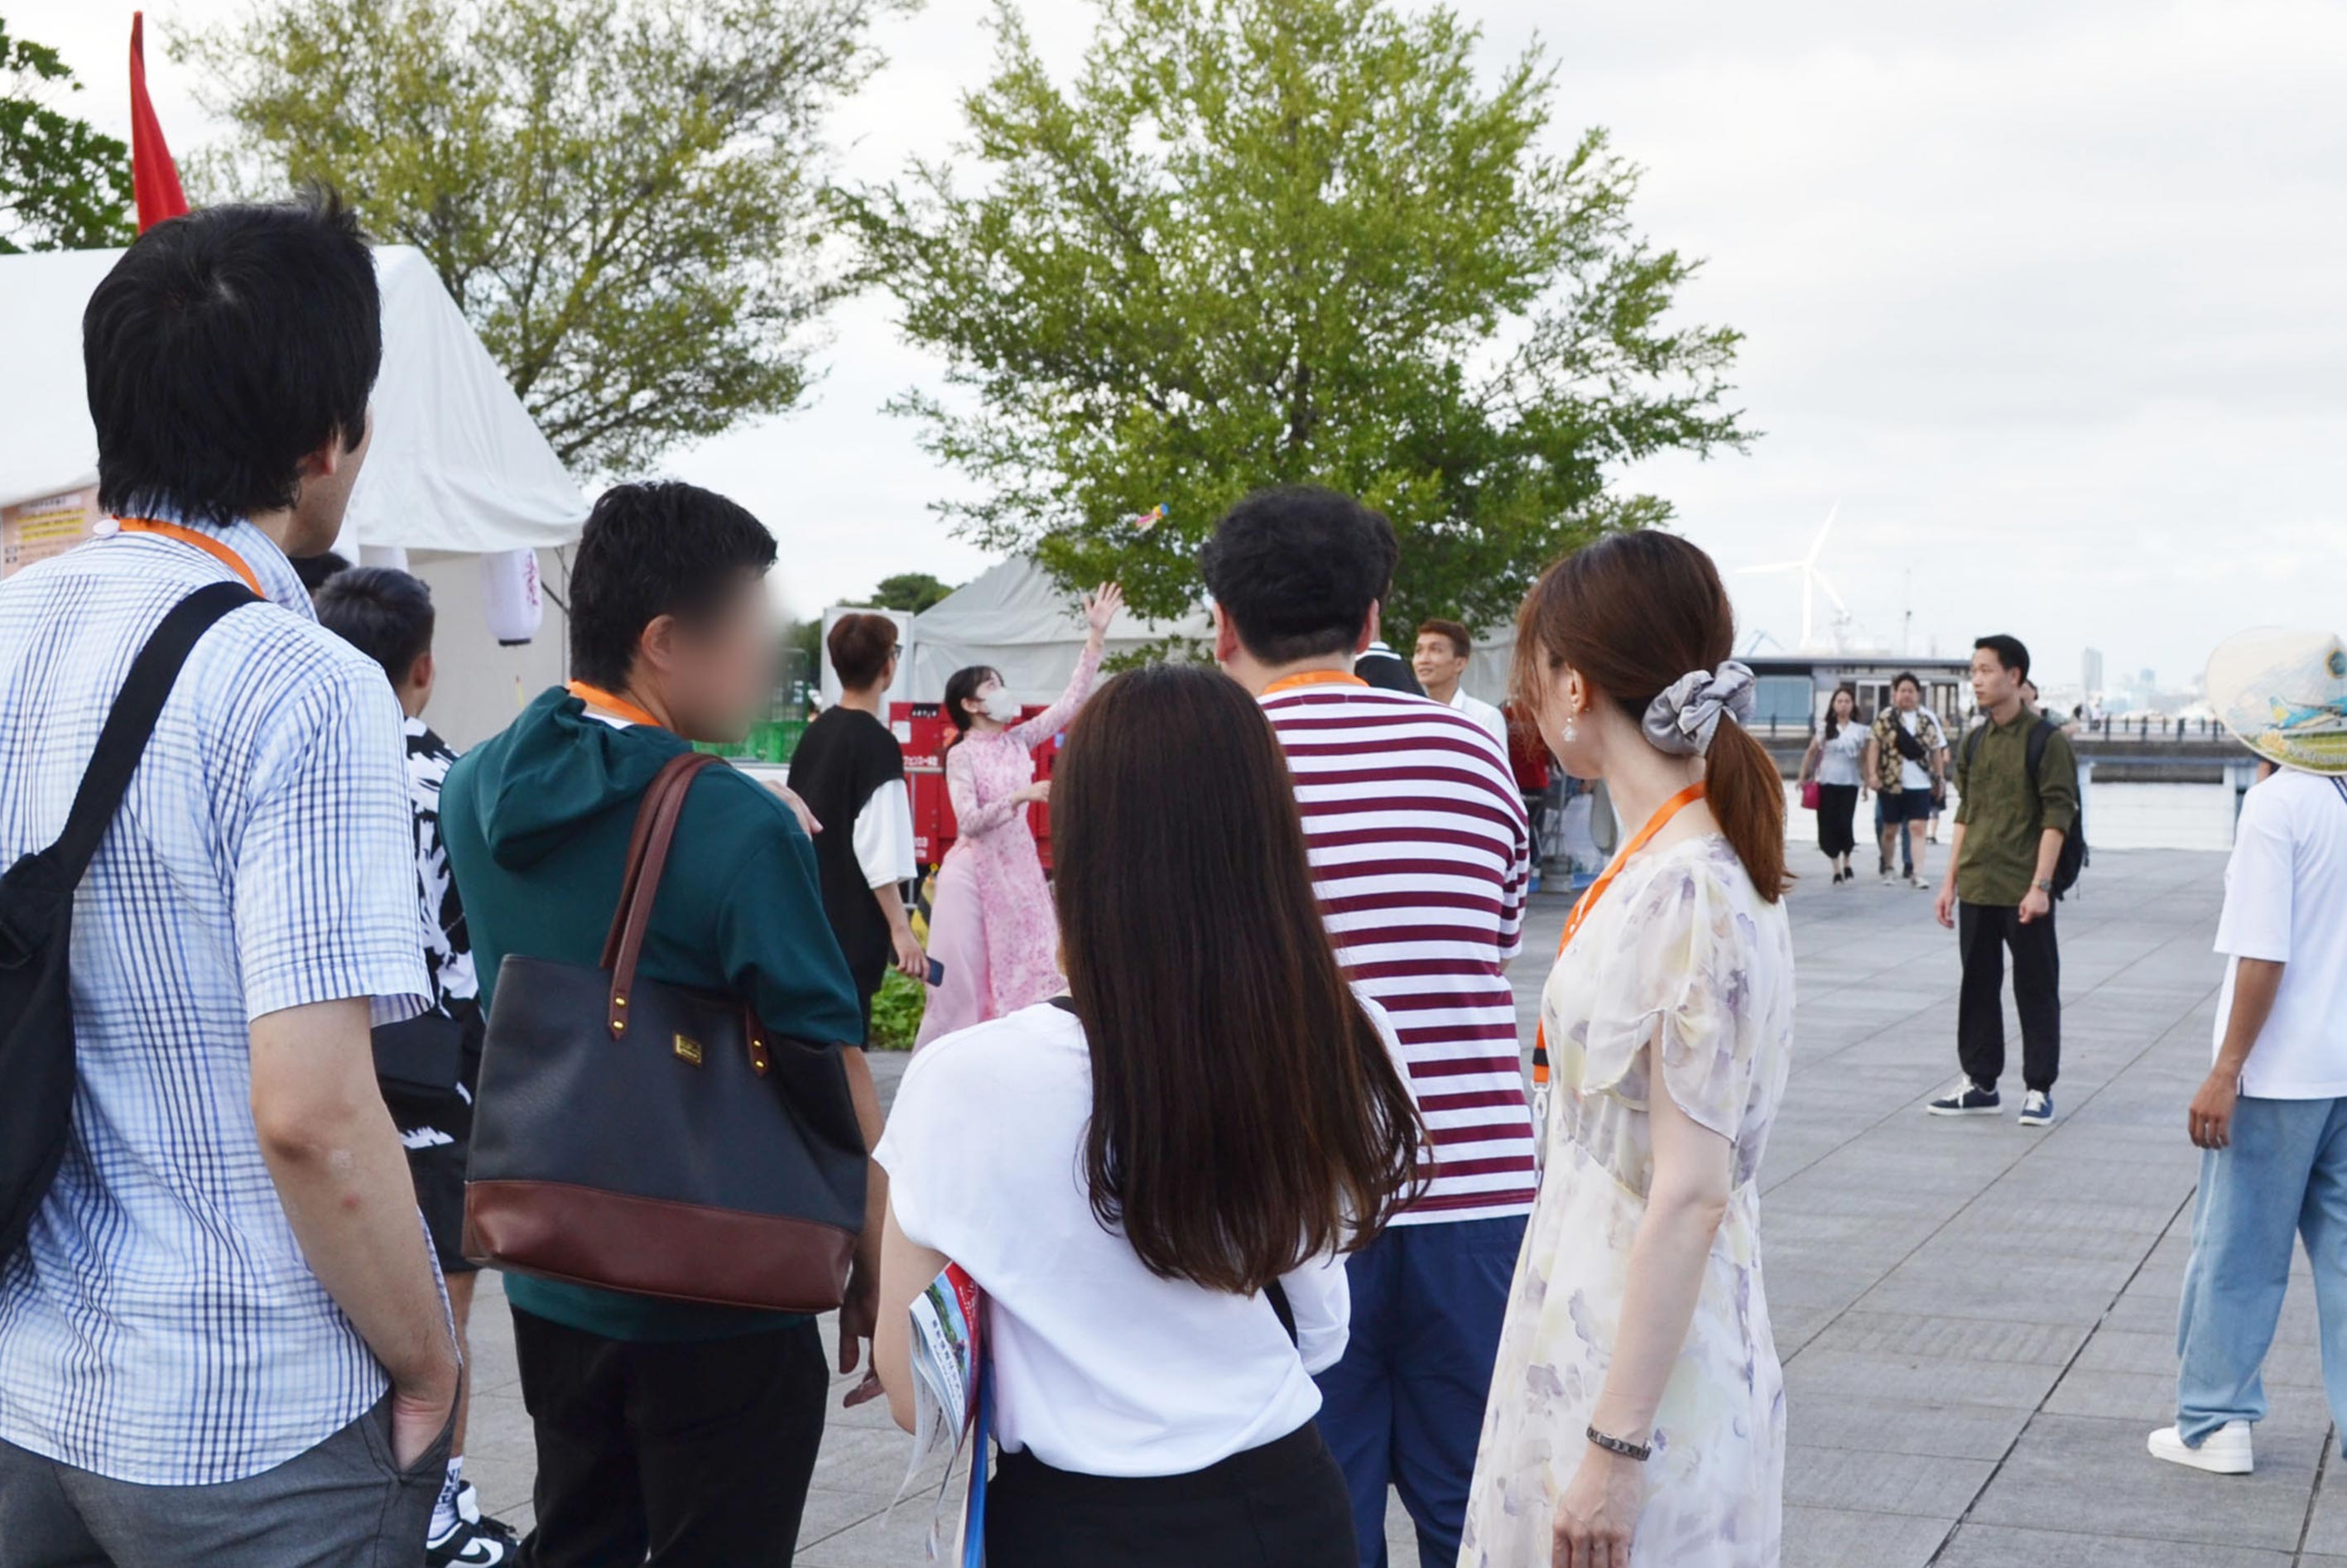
[2024,716,2053,789]
[0,579,257,1260]
[41,581,260,880]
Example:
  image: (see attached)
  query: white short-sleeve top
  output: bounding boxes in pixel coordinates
[874,999,1365,1477]
[2214,770,2347,1097]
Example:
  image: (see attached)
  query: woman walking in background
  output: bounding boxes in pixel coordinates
[916,582,1122,1046]
[1801,682,1867,883]
[873,662,1424,1566]
[1461,531,1794,1568]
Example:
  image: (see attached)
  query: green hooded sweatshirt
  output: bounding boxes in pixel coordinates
[440,687,863,1341]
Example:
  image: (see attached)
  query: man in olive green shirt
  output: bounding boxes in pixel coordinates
[1930,634,2079,1126]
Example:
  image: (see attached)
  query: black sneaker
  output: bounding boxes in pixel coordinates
[2018,1090,2055,1128]
[1927,1080,2001,1116]
[428,1490,519,1567]
[427,1520,517,1566]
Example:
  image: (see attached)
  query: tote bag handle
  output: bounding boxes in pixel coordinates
[599,752,722,1038]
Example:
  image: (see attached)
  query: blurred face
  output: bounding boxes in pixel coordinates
[1970,648,2023,711]
[1830,689,1856,721]
[653,570,777,744]
[1894,679,1921,712]
[1412,632,1469,695]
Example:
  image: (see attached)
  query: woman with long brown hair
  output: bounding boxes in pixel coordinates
[1461,531,1795,1568]
[871,661,1424,1566]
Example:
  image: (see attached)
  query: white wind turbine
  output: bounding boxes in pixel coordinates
[1739,505,1849,652]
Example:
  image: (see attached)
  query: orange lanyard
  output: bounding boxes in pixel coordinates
[1532,781,1709,1086]
[1262,670,1369,696]
[566,680,664,729]
[114,517,264,597]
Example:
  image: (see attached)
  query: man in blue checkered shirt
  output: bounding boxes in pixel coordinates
[0,197,460,1564]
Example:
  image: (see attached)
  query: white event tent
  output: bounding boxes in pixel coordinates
[0,245,589,746]
[891,555,1214,705]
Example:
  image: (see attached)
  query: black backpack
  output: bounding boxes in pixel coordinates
[0,581,256,1260]
[1961,714,2089,898]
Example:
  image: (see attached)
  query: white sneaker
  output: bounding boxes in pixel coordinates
[2147,1421,2253,1474]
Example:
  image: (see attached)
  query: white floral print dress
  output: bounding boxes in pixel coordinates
[1460,834,1793,1567]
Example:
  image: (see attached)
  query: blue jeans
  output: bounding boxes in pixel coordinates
[1314,1214,1526,1568]
[2175,1095,2347,1448]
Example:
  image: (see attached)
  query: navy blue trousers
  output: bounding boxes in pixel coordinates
[1313,1214,1527,1568]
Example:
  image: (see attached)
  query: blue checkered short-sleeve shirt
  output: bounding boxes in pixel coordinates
[0,521,429,1485]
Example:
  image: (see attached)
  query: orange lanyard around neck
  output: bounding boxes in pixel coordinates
[1262,670,1368,696]
[566,680,665,730]
[114,517,264,597]
[1532,781,1709,1086]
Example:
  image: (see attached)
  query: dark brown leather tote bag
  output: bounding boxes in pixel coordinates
[464,752,867,1311]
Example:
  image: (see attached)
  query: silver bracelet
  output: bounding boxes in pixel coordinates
[1586,1425,1652,1461]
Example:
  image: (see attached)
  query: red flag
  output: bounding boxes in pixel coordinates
[128,12,189,232]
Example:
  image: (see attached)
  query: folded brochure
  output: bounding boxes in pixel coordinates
[898,1260,988,1566]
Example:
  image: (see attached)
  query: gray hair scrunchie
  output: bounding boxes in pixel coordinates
[1642,661,1758,757]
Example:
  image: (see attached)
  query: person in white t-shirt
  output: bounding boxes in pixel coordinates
[1412,617,1509,752]
[2152,628,2347,1478]
[873,661,1426,1568]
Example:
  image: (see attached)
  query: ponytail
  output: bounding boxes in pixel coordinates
[1516,530,1792,906]
[1705,721,1788,902]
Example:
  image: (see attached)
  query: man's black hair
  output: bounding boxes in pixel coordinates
[1974,634,2031,680]
[1198,486,1399,665]
[84,191,381,529]
[1893,671,1921,694]
[569,481,778,691]
[291,550,351,596]
[314,565,435,685]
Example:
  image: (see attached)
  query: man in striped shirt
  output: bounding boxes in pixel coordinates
[1202,486,1534,1568]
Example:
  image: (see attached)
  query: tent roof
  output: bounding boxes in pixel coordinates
[911,554,1211,648]
[904,556,1211,703]
[0,245,585,553]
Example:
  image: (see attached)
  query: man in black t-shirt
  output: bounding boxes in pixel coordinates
[789,613,925,1033]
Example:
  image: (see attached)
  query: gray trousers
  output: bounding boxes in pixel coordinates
[0,1393,448,1568]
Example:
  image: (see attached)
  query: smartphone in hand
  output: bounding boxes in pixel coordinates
[926,957,946,987]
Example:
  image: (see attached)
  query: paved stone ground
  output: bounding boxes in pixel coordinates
[465,846,2343,1565]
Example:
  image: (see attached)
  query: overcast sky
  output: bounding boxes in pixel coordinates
[15,0,2345,693]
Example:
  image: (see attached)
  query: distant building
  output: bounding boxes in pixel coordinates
[2083,647,2105,697]
[1743,655,1973,737]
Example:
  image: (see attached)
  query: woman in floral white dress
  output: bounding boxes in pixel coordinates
[1462,532,1794,1568]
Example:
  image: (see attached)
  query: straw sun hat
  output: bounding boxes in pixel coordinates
[2205,628,2347,776]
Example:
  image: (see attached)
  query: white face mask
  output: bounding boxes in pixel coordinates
[981,689,1023,723]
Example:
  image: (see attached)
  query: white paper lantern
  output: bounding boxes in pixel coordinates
[481,547,542,647]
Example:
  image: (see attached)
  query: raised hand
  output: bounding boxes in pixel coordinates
[1083,582,1125,642]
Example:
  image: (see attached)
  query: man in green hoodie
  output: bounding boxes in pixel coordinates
[440,481,880,1566]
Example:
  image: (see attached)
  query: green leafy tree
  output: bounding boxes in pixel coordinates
[865,570,956,613]
[844,0,1748,635]
[176,0,905,475]
[0,20,136,253]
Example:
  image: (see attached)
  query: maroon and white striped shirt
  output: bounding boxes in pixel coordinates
[1262,680,1537,1224]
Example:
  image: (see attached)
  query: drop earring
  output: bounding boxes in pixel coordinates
[1563,711,1578,743]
